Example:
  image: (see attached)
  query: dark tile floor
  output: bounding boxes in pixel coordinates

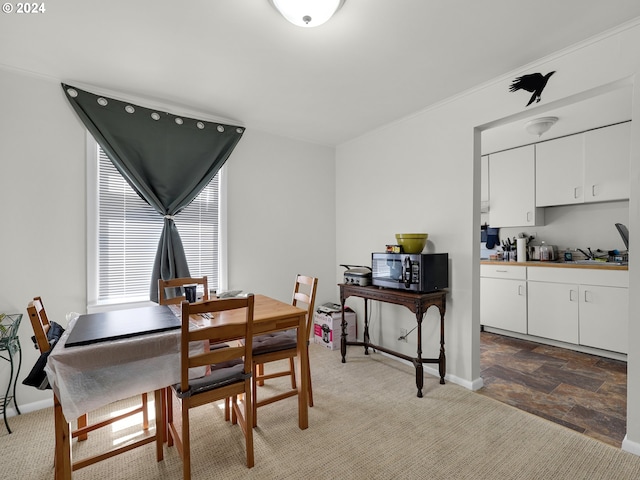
[478,331,627,447]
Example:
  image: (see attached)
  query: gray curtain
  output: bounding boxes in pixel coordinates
[62,84,244,301]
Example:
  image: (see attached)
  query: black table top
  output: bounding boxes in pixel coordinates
[65,304,181,348]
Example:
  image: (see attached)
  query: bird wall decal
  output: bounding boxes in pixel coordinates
[509,71,556,107]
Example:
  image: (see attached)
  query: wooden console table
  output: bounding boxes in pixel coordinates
[338,284,448,397]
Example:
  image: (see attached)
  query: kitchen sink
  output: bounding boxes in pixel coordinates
[565,259,628,266]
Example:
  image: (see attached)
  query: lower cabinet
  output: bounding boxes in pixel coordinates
[527,281,579,344]
[578,285,628,354]
[480,265,527,334]
[481,264,629,355]
[526,267,629,354]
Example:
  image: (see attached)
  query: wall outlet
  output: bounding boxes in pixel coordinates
[398,328,408,342]
[529,232,537,239]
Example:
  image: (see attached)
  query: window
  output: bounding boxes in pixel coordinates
[87,137,224,307]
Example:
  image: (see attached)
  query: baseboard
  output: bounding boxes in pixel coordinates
[622,435,640,456]
[4,397,53,417]
[424,365,484,391]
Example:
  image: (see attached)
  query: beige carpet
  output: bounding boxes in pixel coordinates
[3,344,640,479]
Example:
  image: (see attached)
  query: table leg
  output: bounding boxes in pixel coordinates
[53,393,71,480]
[363,299,370,355]
[415,311,424,398]
[439,307,446,385]
[12,340,22,415]
[1,359,10,432]
[340,297,347,363]
[2,346,14,433]
[296,316,309,430]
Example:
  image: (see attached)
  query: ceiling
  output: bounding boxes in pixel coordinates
[1,1,640,146]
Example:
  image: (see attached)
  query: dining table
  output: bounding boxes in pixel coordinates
[45,294,309,479]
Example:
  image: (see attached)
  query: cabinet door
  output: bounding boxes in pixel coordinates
[527,281,579,343]
[579,285,628,353]
[535,134,584,207]
[480,277,527,334]
[489,145,543,227]
[584,122,630,203]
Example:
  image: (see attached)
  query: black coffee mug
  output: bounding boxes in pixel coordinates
[184,284,197,303]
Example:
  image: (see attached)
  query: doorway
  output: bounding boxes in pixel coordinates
[477,83,632,447]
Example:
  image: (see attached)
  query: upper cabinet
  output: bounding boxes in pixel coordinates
[488,145,544,227]
[535,134,584,206]
[583,122,630,202]
[535,122,630,207]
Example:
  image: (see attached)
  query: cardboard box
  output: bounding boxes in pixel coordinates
[313,309,356,350]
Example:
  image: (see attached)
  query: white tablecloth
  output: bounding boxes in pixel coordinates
[45,313,182,420]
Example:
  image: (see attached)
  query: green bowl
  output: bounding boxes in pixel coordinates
[395,233,428,254]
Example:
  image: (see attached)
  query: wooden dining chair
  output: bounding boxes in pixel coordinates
[26,296,94,440]
[167,296,255,478]
[26,297,164,470]
[158,277,209,305]
[158,276,234,422]
[251,274,318,427]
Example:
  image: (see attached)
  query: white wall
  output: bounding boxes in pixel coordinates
[335,20,640,452]
[0,68,336,411]
[225,129,336,306]
[0,70,87,411]
[499,200,629,254]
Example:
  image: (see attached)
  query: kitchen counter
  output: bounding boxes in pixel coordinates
[480,260,628,271]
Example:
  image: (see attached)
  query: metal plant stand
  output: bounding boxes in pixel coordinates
[1,313,23,433]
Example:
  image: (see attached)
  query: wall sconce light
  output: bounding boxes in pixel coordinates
[270,0,345,28]
[525,116,558,137]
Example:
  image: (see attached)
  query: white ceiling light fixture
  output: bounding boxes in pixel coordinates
[525,116,558,137]
[270,0,345,28]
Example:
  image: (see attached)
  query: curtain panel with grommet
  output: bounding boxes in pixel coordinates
[62,84,244,302]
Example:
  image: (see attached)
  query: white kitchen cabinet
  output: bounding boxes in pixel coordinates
[488,145,544,227]
[480,265,527,334]
[535,134,584,207]
[527,280,579,343]
[579,285,628,353]
[584,122,630,203]
[535,122,630,207]
[527,267,629,353]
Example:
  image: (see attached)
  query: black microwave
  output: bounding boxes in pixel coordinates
[371,253,448,293]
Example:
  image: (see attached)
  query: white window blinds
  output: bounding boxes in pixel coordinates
[97,147,219,302]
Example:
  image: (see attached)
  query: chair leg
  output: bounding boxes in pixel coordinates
[289,358,297,389]
[243,390,254,468]
[307,348,313,407]
[76,414,88,441]
[154,389,164,461]
[142,392,149,430]
[182,405,191,480]
[257,363,265,386]
[166,392,174,448]
[252,370,258,428]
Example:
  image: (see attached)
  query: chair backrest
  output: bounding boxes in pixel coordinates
[158,277,209,305]
[26,296,51,354]
[292,275,318,340]
[179,295,254,394]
